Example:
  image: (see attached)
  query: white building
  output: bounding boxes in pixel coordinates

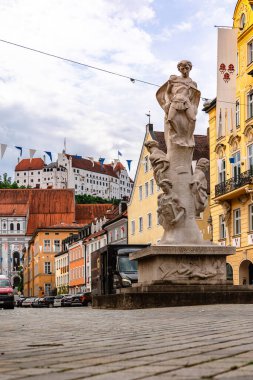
[15,153,133,199]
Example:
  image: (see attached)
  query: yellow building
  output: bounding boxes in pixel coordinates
[128,124,211,245]
[24,224,82,297]
[204,0,253,285]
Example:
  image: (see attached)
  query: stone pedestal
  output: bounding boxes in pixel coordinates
[130,245,235,286]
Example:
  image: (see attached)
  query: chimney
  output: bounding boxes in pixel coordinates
[119,198,128,214]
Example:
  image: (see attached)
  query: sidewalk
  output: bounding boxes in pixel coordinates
[0,304,253,379]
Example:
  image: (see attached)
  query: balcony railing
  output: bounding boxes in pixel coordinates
[215,169,253,197]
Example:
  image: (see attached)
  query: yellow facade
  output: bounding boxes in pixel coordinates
[24,227,79,297]
[128,124,211,245]
[205,0,253,285]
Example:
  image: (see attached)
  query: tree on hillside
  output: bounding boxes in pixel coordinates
[75,194,120,205]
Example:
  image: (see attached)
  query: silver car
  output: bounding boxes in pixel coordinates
[54,294,68,307]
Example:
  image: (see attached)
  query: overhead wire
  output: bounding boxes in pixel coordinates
[0,38,249,107]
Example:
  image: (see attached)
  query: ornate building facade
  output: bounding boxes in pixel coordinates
[204,0,253,285]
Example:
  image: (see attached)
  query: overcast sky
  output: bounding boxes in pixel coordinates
[0,0,236,179]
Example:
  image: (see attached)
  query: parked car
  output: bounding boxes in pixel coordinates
[71,292,92,307]
[0,275,14,309]
[16,295,26,307]
[54,294,68,307]
[61,294,74,307]
[22,297,37,307]
[32,298,42,308]
[38,296,55,308]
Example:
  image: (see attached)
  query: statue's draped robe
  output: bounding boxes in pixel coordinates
[156,76,201,148]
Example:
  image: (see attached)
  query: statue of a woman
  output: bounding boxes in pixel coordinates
[156,60,200,148]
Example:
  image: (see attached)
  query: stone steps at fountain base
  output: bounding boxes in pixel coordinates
[92,285,253,309]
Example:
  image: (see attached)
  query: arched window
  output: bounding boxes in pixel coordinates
[10,223,14,231]
[226,263,233,281]
[17,223,20,231]
[240,13,246,30]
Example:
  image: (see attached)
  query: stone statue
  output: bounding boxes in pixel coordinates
[156,60,200,148]
[191,158,210,217]
[144,140,170,184]
[157,179,185,229]
[150,60,209,245]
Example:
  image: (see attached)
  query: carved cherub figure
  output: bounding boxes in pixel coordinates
[144,140,170,184]
[191,158,209,216]
[157,179,185,228]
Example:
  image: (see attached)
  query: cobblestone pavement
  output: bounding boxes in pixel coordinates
[1,305,253,380]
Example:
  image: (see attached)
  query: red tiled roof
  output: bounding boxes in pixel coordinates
[114,162,125,172]
[75,204,114,225]
[0,204,28,216]
[69,156,119,178]
[15,158,45,171]
[41,223,85,229]
[0,189,75,235]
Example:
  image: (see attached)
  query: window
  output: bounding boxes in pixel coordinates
[44,262,51,274]
[131,220,135,235]
[248,144,253,174]
[150,179,154,195]
[249,204,253,231]
[10,223,14,231]
[236,100,240,127]
[232,151,241,180]
[219,215,226,239]
[54,240,61,252]
[144,156,149,172]
[233,208,241,235]
[44,283,51,296]
[218,159,226,184]
[44,240,51,252]
[139,217,143,232]
[248,91,253,119]
[145,182,149,197]
[248,40,253,64]
[139,185,143,201]
[147,213,152,229]
[17,223,20,231]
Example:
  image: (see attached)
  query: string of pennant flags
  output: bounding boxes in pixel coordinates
[0,143,133,171]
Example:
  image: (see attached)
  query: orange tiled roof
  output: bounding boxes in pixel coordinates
[0,189,75,235]
[0,204,28,216]
[15,158,45,171]
[39,223,85,229]
[75,204,113,225]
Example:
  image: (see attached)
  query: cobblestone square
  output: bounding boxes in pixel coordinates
[1,304,253,379]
